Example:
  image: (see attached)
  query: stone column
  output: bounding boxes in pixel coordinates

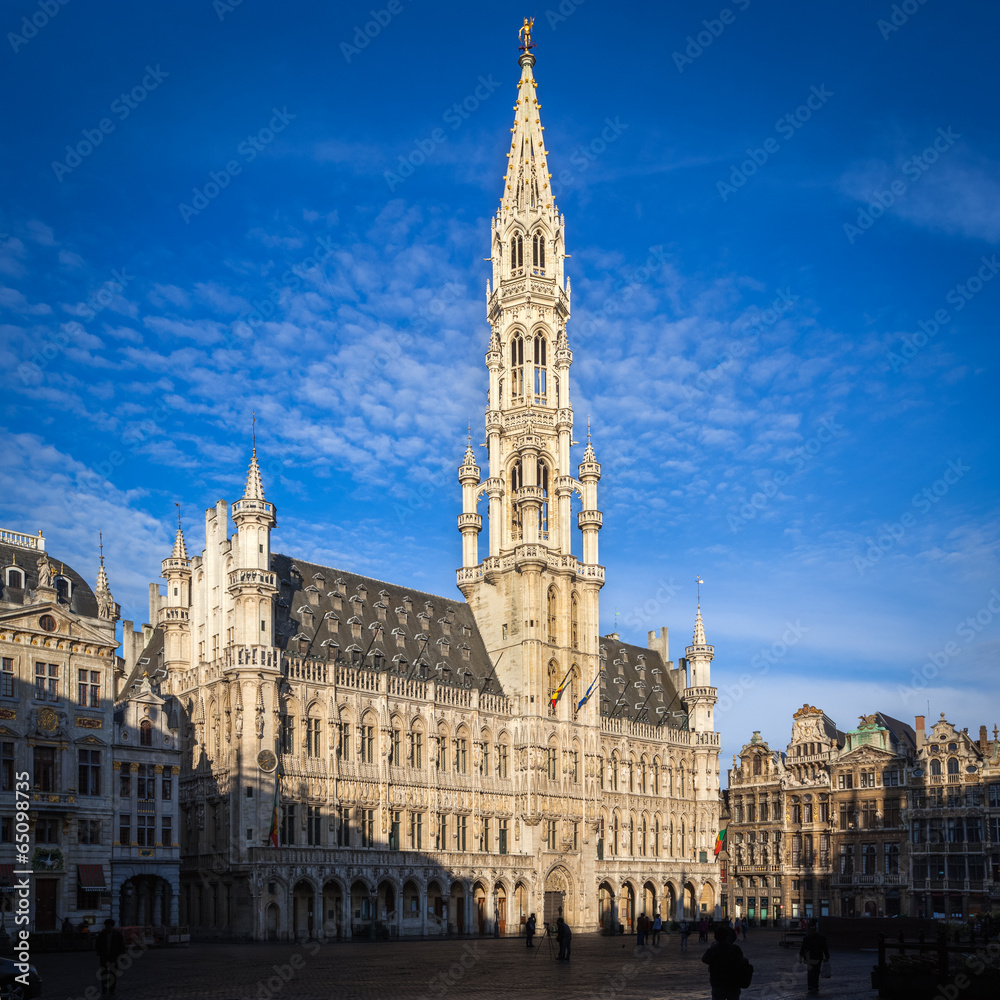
[314,885,324,941]
[369,892,377,941]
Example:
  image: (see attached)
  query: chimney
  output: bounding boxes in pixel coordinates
[915,715,925,749]
[980,725,988,752]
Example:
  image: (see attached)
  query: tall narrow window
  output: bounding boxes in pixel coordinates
[0,658,12,698]
[547,587,557,644]
[306,718,322,758]
[571,595,579,649]
[510,335,525,401]
[139,719,153,746]
[509,460,523,542]
[360,723,375,764]
[533,335,547,404]
[537,460,549,537]
[532,232,545,273]
[510,233,523,271]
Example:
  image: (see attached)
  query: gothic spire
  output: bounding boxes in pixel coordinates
[243,446,266,501]
[172,503,188,560]
[501,41,557,224]
[94,532,120,622]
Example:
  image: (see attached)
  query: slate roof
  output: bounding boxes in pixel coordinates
[875,711,918,752]
[598,635,686,729]
[0,541,99,618]
[272,553,504,694]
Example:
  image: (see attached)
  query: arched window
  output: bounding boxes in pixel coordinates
[570,594,579,648]
[612,813,620,855]
[532,232,545,272]
[547,587,557,644]
[930,759,942,776]
[537,460,549,538]
[510,334,525,402]
[947,757,959,775]
[5,568,24,588]
[139,719,153,747]
[510,232,524,271]
[533,334,547,404]
[610,753,618,791]
[640,817,647,856]
[509,460,523,542]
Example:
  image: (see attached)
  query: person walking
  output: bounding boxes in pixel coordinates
[699,917,709,943]
[740,917,748,941]
[525,913,536,948]
[680,919,690,952]
[702,925,747,1000]
[799,920,830,994]
[637,912,647,947]
[555,917,572,961]
[95,918,126,996]
[651,913,662,946]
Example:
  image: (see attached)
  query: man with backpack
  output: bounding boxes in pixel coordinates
[702,924,752,999]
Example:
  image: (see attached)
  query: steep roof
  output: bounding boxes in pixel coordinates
[273,553,503,694]
[599,635,686,728]
[0,540,99,618]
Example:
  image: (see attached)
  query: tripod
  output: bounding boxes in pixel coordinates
[531,922,556,960]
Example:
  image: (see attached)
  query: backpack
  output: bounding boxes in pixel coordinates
[739,958,754,989]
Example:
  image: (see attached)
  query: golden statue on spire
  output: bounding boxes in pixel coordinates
[519,16,535,50]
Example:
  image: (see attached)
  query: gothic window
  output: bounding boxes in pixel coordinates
[532,334,547,404]
[547,587,557,644]
[510,232,524,271]
[570,594,579,648]
[532,232,545,273]
[610,753,618,791]
[139,719,153,747]
[510,334,525,401]
[509,460,523,542]
[538,460,550,538]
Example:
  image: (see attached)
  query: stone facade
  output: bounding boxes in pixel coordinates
[140,45,722,942]
[723,706,1000,923]
[0,529,181,933]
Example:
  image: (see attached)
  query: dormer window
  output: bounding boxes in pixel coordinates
[375,601,388,621]
[5,568,24,588]
[55,576,71,603]
[140,719,153,747]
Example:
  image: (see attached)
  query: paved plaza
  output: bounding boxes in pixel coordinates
[33,929,880,1000]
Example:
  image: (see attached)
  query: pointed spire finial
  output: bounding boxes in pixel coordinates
[252,409,256,455]
[587,416,592,446]
[171,504,189,560]
[696,575,703,605]
[99,531,104,568]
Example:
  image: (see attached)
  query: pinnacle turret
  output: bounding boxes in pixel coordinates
[243,448,266,501]
[692,605,707,647]
[94,532,120,622]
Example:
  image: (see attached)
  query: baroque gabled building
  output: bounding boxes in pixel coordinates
[140,35,722,943]
[724,706,1000,923]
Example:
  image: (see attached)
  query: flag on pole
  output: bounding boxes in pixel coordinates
[550,666,574,710]
[576,670,603,711]
[713,827,727,856]
[268,779,280,847]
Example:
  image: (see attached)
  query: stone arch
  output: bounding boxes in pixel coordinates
[619,880,636,933]
[700,882,716,919]
[350,878,374,937]
[664,881,678,922]
[472,880,489,936]
[598,880,616,933]
[322,877,345,939]
[449,879,467,935]
[513,880,530,933]
[682,881,697,921]
[642,879,657,921]
[543,865,574,928]
[400,878,421,935]
[292,877,317,940]
[377,877,400,938]
[426,879,446,936]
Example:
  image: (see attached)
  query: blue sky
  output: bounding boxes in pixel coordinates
[2,0,998,773]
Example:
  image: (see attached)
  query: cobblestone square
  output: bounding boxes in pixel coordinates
[34,930,879,1000]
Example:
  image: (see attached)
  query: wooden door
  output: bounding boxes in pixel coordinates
[35,879,58,930]
[498,896,506,937]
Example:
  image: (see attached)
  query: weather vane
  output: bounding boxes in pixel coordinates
[519,16,535,51]
[175,501,182,531]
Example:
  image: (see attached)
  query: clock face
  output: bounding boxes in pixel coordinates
[257,750,277,772]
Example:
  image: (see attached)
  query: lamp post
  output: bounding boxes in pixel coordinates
[493,887,500,938]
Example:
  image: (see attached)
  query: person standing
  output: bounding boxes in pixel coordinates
[680,919,690,952]
[651,913,662,946]
[555,917,572,961]
[95,919,126,996]
[525,913,536,948]
[702,925,747,1000]
[799,920,830,994]
[637,912,647,947]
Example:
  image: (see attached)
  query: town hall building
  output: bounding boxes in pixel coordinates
[131,37,723,941]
